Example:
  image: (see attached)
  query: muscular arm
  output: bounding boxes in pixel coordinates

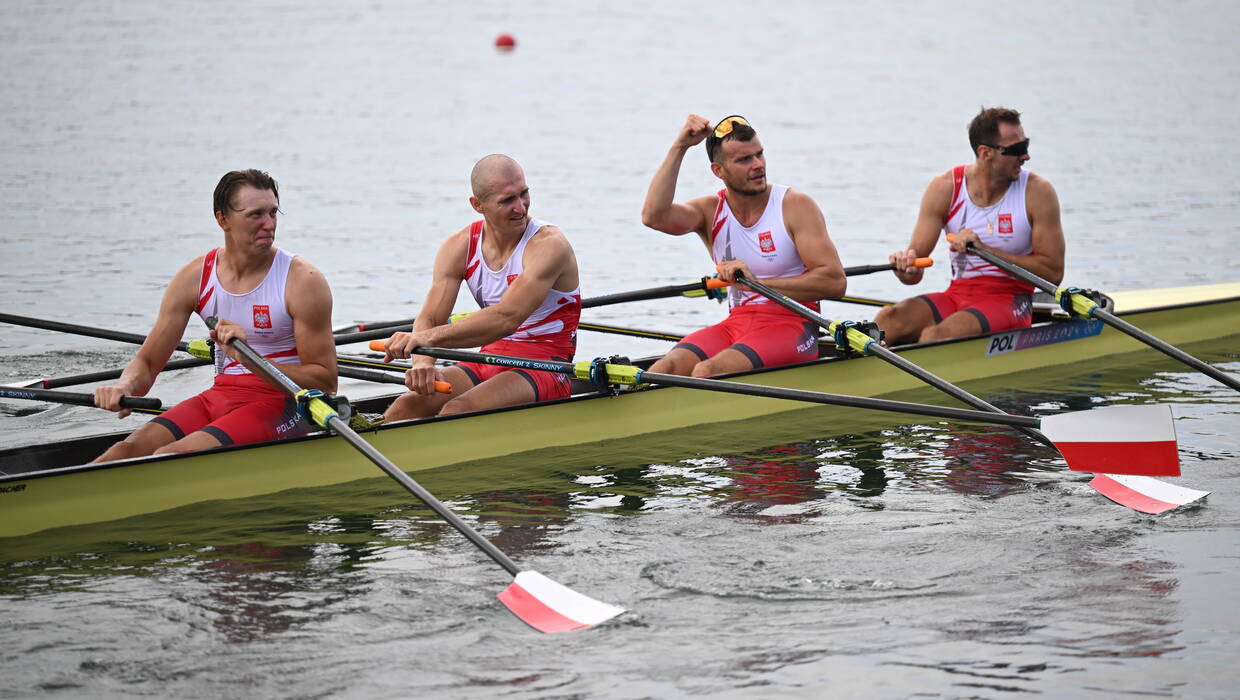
[641,114,711,237]
[410,228,470,335]
[965,173,1064,285]
[420,226,576,348]
[720,189,845,302]
[891,173,953,285]
[94,259,200,415]
[273,258,337,393]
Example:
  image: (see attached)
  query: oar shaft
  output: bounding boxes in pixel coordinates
[841,258,932,276]
[730,272,1054,447]
[0,312,184,349]
[324,412,521,574]
[336,365,407,385]
[1091,306,1240,391]
[206,317,522,576]
[579,322,683,342]
[961,243,1240,392]
[397,345,1043,429]
[34,357,209,389]
[581,280,713,309]
[0,386,161,410]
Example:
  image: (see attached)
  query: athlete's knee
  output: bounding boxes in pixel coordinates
[438,398,470,416]
[689,362,716,378]
[650,354,694,377]
[384,392,428,421]
[92,440,141,463]
[151,442,186,456]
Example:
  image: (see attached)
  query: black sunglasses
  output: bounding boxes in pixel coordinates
[982,139,1030,157]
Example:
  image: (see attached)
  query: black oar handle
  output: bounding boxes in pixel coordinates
[0,386,162,410]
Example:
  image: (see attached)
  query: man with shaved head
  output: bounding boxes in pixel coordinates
[382,155,582,420]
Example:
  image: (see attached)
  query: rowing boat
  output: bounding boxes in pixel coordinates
[2,281,1237,538]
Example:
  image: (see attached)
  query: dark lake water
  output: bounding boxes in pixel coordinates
[2,1,1239,697]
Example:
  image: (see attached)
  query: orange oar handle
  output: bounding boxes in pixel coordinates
[364,340,451,393]
[912,257,933,268]
[705,277,730,289]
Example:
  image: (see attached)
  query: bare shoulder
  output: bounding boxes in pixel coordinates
[528,223,577,265]
[782,188,823,211]
[288,256,328,284]
[926,168,956,196]
[531,222,571,246]
[686,192,719,218]
[1025,171,1058,198]
[165,254,207,301]
[438,224,474,255]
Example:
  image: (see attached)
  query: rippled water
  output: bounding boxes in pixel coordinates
[2,0,1239,697]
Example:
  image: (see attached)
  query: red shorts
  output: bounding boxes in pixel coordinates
[152,373,309,446]
[917,276,1035,334]
[454,339,574,401]
[675,304,819,369]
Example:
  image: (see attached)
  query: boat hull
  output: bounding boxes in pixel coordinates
[2,283,1238,538]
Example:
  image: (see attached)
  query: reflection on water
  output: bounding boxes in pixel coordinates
[1,348,1237,695]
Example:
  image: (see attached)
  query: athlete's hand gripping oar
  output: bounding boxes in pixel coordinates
[368,341,1181,477]
[727,270,1056,449]
[842,258,934,277]
[0,386,163,414]
[208,317,623,633]
[946,235,1240,393]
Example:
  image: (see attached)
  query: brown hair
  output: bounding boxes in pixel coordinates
[213,169,279,215]
[968,107,1022,155]
[706,121,758,163]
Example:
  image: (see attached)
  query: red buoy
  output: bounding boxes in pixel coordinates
[495,33,516,51]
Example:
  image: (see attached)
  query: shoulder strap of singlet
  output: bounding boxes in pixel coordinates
[709,189,728,244]
[195,248,219,314]
[943,165,966,225]
[463,220,483,279]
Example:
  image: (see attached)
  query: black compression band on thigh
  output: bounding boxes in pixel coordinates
[915,295,943,323]
[150,416,185,441]
[964,307,990,334]
[511,369,541,400]
[672,342,709,362]
[201,425,234,446]
[456,365,482,386]
[730,343,763,369]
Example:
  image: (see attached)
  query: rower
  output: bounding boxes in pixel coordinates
[381,155,581,421]
[876,107,1066,344]
[92,169,337,461]
[640,114,846,377]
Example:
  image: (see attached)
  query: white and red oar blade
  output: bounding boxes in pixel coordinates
[1089,474,1210,514]
[497,570,625,633]
[1040,404,1180,476]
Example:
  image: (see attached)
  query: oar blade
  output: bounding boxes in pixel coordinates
[1040,404,1180,476]
[1089,474,1210,514]
[497,570,625,633]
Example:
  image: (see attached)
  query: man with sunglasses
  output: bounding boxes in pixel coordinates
[875,107,1065,344]
[641,114,846,377]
